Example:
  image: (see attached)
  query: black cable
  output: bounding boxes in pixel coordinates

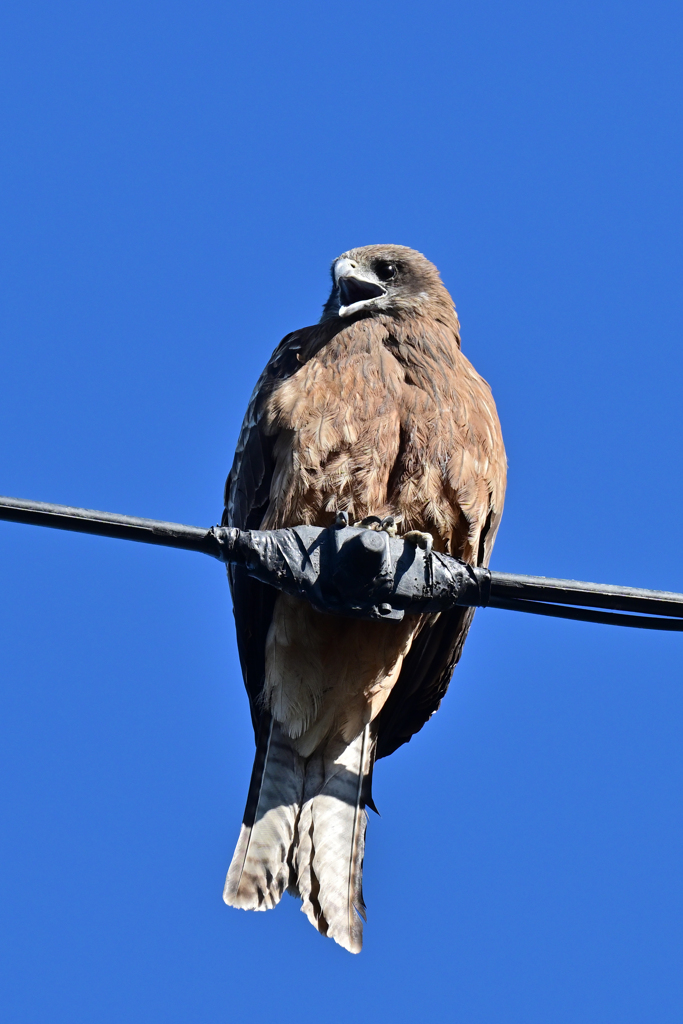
[0,495,222,557]
[488,571,683,618]
[487,596,683,631]
[0,494,681,630]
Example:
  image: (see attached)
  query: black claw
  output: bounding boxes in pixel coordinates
[359,515,382,528]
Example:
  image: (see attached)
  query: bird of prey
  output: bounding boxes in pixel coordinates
[222,244,506,953]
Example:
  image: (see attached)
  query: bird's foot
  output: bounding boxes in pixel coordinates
[358,514,381,530]
[359,514,400,538]
[335,510,403,538]
[403,530,434,555]
[379,515,399,538]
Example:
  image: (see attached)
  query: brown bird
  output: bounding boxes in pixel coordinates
[222,245,506,952]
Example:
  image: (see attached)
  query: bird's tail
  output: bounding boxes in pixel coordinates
[224,715,305,911]
[224,717,375,954]
[293,724,375,954]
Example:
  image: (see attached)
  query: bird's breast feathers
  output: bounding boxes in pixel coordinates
[259,314,504,562]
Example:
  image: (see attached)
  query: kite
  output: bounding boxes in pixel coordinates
[222,245,506,952]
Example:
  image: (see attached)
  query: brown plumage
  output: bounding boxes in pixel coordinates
[223,244,506,952]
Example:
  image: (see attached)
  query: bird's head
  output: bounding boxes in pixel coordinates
[321,244,455,323]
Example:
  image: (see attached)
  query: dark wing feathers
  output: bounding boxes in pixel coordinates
[375,607,474,759]
[223,329,311,728]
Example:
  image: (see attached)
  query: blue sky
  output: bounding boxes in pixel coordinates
[1,1,682,1021]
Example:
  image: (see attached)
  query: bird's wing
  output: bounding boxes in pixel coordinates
[223,323,336,734]
[375,352,506,760]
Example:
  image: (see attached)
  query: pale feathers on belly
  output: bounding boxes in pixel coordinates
[263,593,419,757]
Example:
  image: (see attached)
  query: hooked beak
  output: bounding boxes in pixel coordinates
[335,258,386,317]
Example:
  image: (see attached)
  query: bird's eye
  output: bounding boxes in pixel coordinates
[375,262,397,282]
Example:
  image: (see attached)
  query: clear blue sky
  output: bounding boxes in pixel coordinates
[1,2,682,1021]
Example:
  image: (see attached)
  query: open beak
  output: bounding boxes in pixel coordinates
[335,258,386,317]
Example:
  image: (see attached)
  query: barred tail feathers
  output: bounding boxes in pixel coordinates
[295,724,375,954]
[224,716,305,911]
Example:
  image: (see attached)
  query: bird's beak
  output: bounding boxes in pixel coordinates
[334,258,387,317]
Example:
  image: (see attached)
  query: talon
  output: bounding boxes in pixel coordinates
[380,515,399,538]
[359,515,382,530]
[404,530,433,554]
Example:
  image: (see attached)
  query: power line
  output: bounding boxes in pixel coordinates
[0,494,681,631]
